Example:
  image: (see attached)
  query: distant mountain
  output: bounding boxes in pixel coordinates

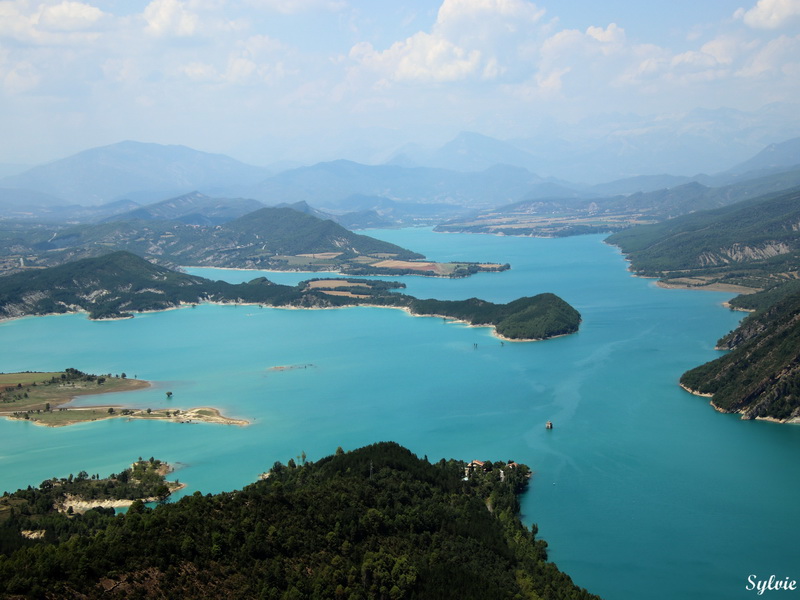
[720,136,800,178]
[1,206,424,273]
[589,174,695,196]
[111,192,265,226]
[0,188,71,212]
[274,200,338,222]
[0,141,270,205]
[437,166,800,238]
[244,160,543,209]
[0,189,140,223]
[510,105,800,182]
[393,131,542,172]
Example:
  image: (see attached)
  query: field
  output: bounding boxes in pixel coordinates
[0,371,247,427]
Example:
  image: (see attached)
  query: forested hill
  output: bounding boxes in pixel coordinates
[220,207,422,258]
[606,186,800,290]
[0,442,601,599]
[680,290,800,422]
[0,251,581,340]
[2,205,423,273]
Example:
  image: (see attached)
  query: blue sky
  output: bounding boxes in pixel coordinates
[1,0,799,169]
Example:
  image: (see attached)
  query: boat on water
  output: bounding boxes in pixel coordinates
[545,421,553,429]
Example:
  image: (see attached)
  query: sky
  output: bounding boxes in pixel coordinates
[1,0,799,169]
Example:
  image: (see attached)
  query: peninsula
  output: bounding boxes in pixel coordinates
[0,251,581,341]
[0,442,600,600]
[0,369,247,427]
[0,457,182,527]
[0,205,508,279]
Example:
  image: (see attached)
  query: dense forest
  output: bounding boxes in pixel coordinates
[680,290,800,421]
[0,458,177,554]
[407,294,581,340]
[0,251,581,341]
[0,442,600,600]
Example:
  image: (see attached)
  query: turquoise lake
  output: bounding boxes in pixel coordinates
[1,229,798,599]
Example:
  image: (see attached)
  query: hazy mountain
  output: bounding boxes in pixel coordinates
[2,206,424,272]
[388,131,541,172]
[0,141,270,206]
[510,105,800,182]
[273,200,337,223]
[589,174,695,196]
[721,136,800,177]
[437,166,800,237]
[0,163,31,179]
[245,160,543,209]
[110,191,266,226]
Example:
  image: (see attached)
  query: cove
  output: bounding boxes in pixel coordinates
[1,230,798,600]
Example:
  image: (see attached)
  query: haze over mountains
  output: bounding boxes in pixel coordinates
[1,133,799,228]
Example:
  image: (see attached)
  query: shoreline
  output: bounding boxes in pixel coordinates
[0,372,249,428]
[680,383,800,424]
[2,405,251,428]
[0,299,573,343]
[654,280,759,294]
[57,482,189,514]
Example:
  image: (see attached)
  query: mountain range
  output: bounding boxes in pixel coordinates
[2,134,798,224]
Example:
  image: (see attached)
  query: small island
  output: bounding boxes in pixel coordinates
[0,369,248,428]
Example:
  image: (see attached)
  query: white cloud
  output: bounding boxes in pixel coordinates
[37,2,105,32]
[0,0,108,44]
[244,0,347,15]
[144,0,199,37]
[348,0,548,84]
[586,23,625,44]
[734,0,800,29]
[350,35,482,83]
[736,33,800,77]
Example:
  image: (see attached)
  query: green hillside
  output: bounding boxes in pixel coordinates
[0,442,600,600]
[408,294,581,340]
[2,205,520,277]
[604,187,800,422]
[0,252,580,341]
[606,186,800,290]
[680,290,800,422]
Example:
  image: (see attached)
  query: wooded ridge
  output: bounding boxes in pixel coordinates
[0,442,600,599]
[0,251,580,341]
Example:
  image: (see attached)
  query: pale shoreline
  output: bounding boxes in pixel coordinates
[680,383,800,424]
[0,374,249,428]
[3,405,251,428]
[1,299,569,343]
[654,280,758,294]
[57,482,189,514]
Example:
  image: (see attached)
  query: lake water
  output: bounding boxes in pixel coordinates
[1,229,798,600]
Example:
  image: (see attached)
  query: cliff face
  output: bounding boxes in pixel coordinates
[680,292,800,422]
